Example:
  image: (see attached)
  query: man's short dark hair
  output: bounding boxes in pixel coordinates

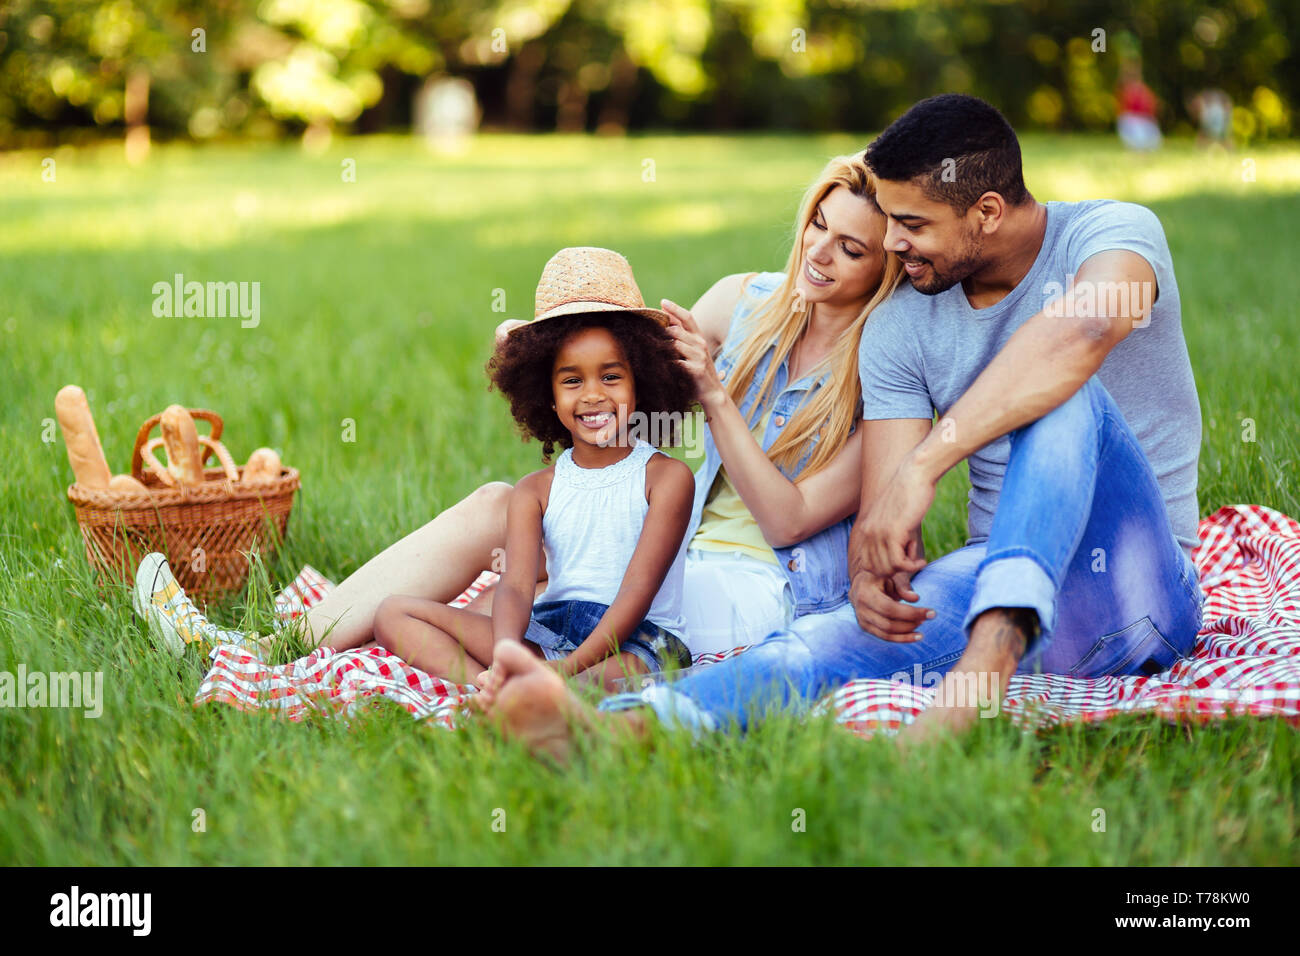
[865,94,1030,212]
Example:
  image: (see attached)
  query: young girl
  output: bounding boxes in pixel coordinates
[372,247,697,691]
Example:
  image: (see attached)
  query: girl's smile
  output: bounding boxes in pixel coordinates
[576,411,616,429]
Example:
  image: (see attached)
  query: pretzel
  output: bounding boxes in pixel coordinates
[141,435,239,489]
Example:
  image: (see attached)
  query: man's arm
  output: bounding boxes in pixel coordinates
[848,418,935,640]
[860,250,1156,578]
[849,418,933,579]
[910,249,1153,486]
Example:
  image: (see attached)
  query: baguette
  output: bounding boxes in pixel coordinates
[160,405,204,487]
[242,447,282,484]
[54,385,112,489]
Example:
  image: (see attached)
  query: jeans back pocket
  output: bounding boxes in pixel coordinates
[1069,616,1181,679]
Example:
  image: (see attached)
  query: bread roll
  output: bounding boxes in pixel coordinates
[242,447,281,484]
[54,385,112,489]
[108,474,149,495]
[160,405,204,487]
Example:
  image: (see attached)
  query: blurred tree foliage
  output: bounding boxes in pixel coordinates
[1,0,1294,146]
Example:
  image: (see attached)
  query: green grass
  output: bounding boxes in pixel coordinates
[1,132,1298,865]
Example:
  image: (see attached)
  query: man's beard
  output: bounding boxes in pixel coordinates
[901,231,984,296]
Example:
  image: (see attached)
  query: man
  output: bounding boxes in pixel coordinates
[480,94,1204,756]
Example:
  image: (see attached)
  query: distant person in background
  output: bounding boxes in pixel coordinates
[1116,63,1161,152]
[1188,88,1233,148]
[416,76,480,153]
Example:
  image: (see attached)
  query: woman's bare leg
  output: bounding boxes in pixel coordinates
[305,481,546,651]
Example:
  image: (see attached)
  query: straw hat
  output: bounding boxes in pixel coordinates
[511,247,669,333]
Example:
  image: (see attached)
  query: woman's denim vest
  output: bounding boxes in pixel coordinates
[683,271,855,617]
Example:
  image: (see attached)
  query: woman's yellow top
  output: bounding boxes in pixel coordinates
[689,409,779,565]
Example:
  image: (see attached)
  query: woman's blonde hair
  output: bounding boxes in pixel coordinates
[723,153,904,480]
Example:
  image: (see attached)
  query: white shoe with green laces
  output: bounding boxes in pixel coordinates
[132,553,266,658]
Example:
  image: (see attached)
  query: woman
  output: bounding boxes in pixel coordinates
[135,153,902,663]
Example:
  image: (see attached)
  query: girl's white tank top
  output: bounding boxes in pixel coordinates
[535,438,686,636]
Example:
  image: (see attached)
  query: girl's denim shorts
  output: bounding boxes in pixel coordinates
[523,599,691,674]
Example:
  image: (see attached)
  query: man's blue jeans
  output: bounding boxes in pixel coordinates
[599,378,1205,734]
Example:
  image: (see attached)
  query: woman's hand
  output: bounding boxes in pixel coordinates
[494,318,527,345]
[662,299,727,411]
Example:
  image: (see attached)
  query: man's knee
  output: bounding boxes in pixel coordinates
[1011,377,1107,449]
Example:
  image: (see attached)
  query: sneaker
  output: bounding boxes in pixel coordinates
[133,552,264,657]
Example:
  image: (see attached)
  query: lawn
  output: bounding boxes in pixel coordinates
[0,132,1297,865]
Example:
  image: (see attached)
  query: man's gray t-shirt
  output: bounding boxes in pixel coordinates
[858,199,1201,554]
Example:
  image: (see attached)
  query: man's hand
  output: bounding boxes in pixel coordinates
[856,455,934,578]
[850,569,934,641]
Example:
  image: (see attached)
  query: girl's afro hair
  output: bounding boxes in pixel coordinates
[486,313,697,460]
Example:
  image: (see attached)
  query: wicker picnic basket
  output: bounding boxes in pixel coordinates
[66,408,299,603]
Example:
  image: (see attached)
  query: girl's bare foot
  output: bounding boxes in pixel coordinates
[471,640,537,710]
[480,640,593,764]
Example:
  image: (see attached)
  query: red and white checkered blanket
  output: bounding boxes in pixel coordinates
[195,504,1300,736]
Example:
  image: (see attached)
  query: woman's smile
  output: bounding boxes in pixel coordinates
[804,259,834,287]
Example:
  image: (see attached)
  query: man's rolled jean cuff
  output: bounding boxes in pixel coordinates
[597,685,718,738]
[960,553,1057,647]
